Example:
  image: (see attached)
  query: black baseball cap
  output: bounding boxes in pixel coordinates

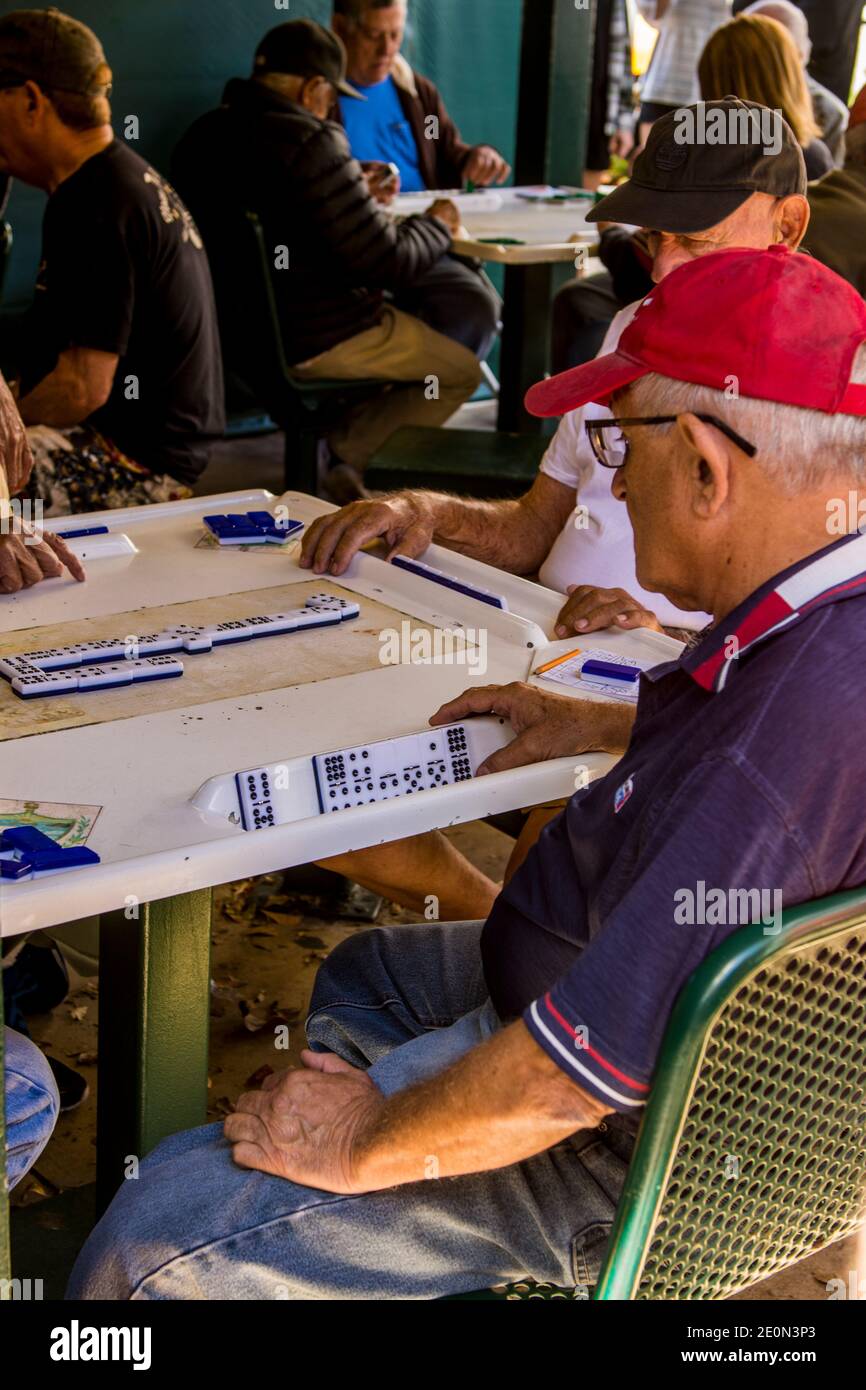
[587,98,807,233]
[0,7,110,95]
[254,19,363,100]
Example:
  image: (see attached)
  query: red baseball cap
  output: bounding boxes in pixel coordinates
[526,246,866,419]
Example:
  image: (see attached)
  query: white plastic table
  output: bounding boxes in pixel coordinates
[0,487,680,1251]
[393,186,599,262]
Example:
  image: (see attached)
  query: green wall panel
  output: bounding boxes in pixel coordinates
[0,0,523,310]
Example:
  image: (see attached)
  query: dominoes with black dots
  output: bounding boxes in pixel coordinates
[313,724,483,813]
[0,596,360,699]
[193,717,513,831]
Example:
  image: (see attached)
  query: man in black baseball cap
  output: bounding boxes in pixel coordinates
[553,98,809,375]
[253,16,363,103]
[584,97,807,232]
[172,19,481,499]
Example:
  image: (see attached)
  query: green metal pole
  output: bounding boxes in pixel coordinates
[96,888,212,1214]
[499,0,597,431]
[549,0,596,187]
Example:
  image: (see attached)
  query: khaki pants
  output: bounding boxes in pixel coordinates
[293,306,483,471]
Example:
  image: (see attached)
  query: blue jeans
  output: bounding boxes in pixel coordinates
[4,1027,59,1189]
[68,922,631,1300]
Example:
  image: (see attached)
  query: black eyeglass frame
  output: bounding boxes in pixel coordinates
[586,414,758,470]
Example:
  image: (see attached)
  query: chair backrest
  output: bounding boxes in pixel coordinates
[0,220,13,308]
[241,210,293,387]
[594,886,866,1300]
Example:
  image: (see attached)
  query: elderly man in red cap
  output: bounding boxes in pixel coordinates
[70,246,866,1300]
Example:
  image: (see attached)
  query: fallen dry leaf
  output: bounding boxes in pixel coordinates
[295,932,327,950]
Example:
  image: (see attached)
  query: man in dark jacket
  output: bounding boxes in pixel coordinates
[329,0,506,358]
[173,20,480,489]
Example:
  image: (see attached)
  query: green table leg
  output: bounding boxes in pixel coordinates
[96,888,212,1214]
[0,963,9,1292]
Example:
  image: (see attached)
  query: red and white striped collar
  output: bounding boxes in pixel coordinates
[683,532,866,694]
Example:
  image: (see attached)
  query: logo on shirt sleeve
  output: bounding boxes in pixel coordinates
[614,776,634,814]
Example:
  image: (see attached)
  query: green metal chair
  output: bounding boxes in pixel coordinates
[227,212,381,495]
[465,885,866,1300]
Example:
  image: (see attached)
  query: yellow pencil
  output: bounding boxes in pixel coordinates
[534,646,583,676]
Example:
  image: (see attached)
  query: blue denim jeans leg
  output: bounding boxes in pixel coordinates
[67,922,627,1300]
[4,1026,60,1189]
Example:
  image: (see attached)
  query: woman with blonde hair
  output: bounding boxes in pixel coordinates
[699,12,833,178]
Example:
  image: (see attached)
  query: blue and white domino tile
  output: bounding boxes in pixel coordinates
[0,594,360,699]
[203,512,305,545]
[389,555,509,610]
[0,825,100,880]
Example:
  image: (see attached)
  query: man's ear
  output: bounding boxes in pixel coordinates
[775,193,810,250]
[299,76,329,114]
[676,413,734,519]
[22,79,44,119]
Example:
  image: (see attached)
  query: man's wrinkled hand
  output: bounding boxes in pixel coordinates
[299,494,436,575]
[463,146,511,186]
[430,680,627,771]
[361,160,401,205]
[426,197,461,234]
[554,584,662,638]
[224,1050,384,1193]
[0,527,86,593]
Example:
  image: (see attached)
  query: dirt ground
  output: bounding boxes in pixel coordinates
[13,817,860,1301]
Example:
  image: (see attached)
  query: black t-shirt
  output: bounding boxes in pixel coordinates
[21,139,224,483]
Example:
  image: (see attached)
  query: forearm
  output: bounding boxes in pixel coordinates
[422,477,571,575]
[583,701,635,756]
[351,1019,608,1189]
[18,362,93,428]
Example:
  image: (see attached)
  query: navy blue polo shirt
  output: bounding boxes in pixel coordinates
[482,532,866,1114]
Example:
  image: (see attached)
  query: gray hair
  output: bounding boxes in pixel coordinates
[623,344,866,493]
[333,0,407,21]
[740,0,811,64]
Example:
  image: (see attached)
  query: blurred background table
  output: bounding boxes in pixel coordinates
[394,186,600,431]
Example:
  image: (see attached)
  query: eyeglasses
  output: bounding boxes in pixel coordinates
[585,414,758,470]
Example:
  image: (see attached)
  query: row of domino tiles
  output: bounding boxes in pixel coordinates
[0,595,360,699]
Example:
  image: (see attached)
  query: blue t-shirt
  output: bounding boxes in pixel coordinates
[483,532,866,1114]
[339,76,426,192]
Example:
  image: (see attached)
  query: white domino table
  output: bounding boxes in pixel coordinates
[0,486,682,1228]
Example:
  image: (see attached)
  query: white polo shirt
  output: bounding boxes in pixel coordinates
[536,303,712,631]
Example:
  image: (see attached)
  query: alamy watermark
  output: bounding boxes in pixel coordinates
[673,102,784,158]
[674,880,783,935]
[0,498,45,541]
[379,619,488,678]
